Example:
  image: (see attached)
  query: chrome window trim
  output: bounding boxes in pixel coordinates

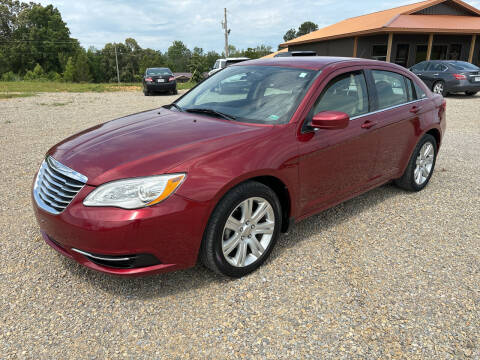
[350,98,424,121]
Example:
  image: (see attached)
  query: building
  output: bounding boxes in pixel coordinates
[279,0,480,67]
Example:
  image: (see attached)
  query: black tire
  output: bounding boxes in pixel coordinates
[432,81,445,96]
[465,91,477,96]
[172,88,178,95]
[143,90,150,96]
[394,134,437,192]
[200,181,282,277]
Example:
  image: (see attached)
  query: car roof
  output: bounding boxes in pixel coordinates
[147,67,171,70]
[235,56,395,71]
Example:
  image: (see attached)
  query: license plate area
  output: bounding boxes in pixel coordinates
[475,77,480,82]
[157,79,165,83]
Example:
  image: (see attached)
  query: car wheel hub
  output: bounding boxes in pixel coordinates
[222,197,275,268]
[414,142,435,185]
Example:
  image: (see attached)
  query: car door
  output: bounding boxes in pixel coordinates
[411,61,432,87]
[420,62,446,89]
[297,68,380,217]
[367,69,431,179]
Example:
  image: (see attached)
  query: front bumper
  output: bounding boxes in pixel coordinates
[32,185,209,276]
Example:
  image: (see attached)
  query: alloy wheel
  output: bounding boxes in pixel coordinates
[433,82,444,95]
[222,197,275,267]
[414,141,435,185]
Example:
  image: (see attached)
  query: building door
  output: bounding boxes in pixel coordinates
[431,45,448,60]
[394,44,410,67]
[415,45,428,63]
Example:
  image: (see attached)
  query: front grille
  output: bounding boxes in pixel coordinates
[33,156,87,214]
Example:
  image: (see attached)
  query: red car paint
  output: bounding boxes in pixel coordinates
[32,57,446,276]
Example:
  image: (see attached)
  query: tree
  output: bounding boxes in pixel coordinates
[167,40,191,72]
[73,50,91,82]
[63,57,74,82]
[296,21,319,37]
[283,28,297,42]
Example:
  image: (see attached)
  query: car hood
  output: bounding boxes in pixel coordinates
[48,108,271,185]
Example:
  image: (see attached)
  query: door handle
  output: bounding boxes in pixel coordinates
[361,120,377,129]
[410,105,423,113]
[433,73,439,76]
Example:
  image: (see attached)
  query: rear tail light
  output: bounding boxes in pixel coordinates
[145,77,153,82]
[168,76,175,82]
[453,73,466,80]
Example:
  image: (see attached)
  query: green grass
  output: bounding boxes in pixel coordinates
[0,92,36,99]
[0,81,196,97]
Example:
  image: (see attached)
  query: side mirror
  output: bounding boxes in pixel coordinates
[311,111,349,130]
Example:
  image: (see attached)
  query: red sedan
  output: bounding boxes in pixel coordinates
[32,57,446,277]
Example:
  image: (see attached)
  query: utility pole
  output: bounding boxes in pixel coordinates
[222,8,230,57]
[114,45,120,84]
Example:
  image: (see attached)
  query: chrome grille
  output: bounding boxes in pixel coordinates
[33,156,87,214]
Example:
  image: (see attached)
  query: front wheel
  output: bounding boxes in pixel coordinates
[200,181,282,277]
[395,134,437,191]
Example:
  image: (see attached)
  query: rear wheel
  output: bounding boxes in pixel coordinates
[465,91,478,96]
[200,181,282,277]
[395,134,437,191]
[143,89,150,96]
[432,81,445,96]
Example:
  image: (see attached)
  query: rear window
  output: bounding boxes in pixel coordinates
[146,68,172,76]
[448,61,480,70]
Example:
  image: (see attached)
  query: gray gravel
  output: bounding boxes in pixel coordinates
[0,91,479,359]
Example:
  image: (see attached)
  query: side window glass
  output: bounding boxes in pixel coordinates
[372,70,408,109]
[313,71,369,118]
[414,82,428,99]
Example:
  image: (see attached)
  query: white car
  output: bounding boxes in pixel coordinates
[208,57,250,77]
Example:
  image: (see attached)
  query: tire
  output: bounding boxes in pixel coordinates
[394,134,437,192]
[200,181,282,277]
[432,81,445,96]
[171,88,178,95]
[465,91,478,96]
[143,90,150,96]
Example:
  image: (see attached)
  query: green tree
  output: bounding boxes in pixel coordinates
[63,56,74,82]
[167,40,191,72]
[283,28,297,42]
[296,21,318,37]
[73,50,91,82]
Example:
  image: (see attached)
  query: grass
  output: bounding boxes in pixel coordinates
[0,81,196,98]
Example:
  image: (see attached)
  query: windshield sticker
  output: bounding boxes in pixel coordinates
[268,115,279,121]
[299,72,307,78]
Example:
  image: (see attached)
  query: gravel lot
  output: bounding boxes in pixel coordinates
[1,91,479,359]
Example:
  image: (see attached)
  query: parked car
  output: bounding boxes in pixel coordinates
[142,67,177,96]
[274,50,317,57]
[409,60,480,96]
[208,57,250,77]
[32,57,446,278]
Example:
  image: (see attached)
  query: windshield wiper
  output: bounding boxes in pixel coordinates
[184,108,236,121]
[163,103,183,112]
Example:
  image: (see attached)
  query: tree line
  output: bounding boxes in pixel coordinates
[0,1,273,83]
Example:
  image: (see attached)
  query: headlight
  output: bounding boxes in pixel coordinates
[83,174,186,209]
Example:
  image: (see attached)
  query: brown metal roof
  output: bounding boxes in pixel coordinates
[280,0,480,47]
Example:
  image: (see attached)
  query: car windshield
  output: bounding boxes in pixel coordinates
[176,65,317,124]
[448,61,480,70]
[147,68,172,76]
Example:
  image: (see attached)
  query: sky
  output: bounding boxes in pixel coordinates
[37,0,480,53]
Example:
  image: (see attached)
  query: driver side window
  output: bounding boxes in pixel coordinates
[313,71,369,118]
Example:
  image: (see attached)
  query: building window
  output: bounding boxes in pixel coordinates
[415,45,428,63]
[394,44,410,67]
[372,45,387,61]
[448,44,462,60]
[431,45,448,60]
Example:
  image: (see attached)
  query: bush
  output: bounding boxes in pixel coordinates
[1,71,19,81]
[47,71,62,81]
[24,70,36,81]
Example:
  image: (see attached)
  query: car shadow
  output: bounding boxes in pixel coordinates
[61,183,409,299]
[446,94,478,99]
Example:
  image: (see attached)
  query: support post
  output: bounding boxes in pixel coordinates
[353,36,358,57]
[426,33,434,60]
[223,8,229,57]
[114,45,120,84]
[468,34,477,63]
[386,33,393,62]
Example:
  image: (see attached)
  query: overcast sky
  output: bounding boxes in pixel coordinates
[37,0,480,53]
